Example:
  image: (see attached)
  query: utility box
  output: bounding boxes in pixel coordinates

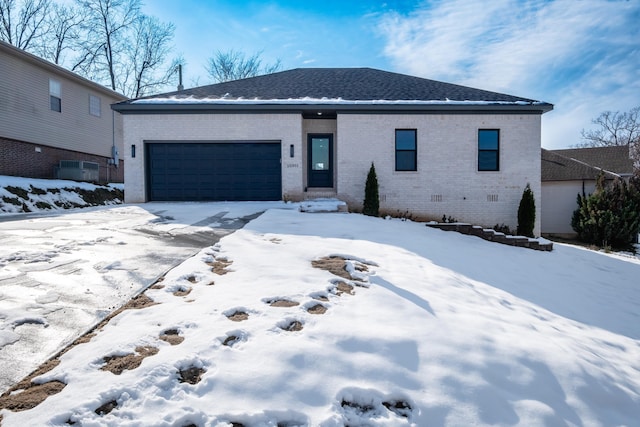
[56,160,100,182]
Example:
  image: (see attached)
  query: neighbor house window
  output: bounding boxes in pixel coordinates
[49,79,61,112]
[478,129,499,171]
[395,129,417,171]
[89,94,101,117]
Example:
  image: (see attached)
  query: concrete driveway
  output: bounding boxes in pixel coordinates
[0,202,286,392]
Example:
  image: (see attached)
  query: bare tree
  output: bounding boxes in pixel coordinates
[128,15,175,97]
[76,0,140,91]
[0,0,50,50]
[580,106,640,147]
[579,106,640,167]
[206,49,282,83]
[36,2,84,65]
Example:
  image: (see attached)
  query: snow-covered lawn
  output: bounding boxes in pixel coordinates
[0,198,289,393]
[1,208,639,426]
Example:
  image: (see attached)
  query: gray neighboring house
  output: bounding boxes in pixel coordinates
[112,67,553,234]
[541,146,634,237]
[0,40,126,183]
[553,146,635,180]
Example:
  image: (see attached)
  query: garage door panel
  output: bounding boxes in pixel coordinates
[146,142,281,201]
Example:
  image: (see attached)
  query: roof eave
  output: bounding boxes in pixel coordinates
[111,101,553,114]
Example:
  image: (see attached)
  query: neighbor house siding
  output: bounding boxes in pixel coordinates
[541,180,596,236]
[122,113,304,203]
[336,113,542,235]
[0,41,124,181]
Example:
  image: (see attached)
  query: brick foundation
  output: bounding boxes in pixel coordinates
[0,136,123,183]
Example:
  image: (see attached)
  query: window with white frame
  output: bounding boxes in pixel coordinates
[89,94,101,117]
[49,79,61,112]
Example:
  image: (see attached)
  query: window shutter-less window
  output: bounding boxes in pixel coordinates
[478,129,499,171]
[49,79,61,112]
[395,129,417,171]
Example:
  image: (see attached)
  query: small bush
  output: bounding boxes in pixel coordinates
[493,223,513,235]
[517,183,536,237]
[363,162,379,217]
[441,215,458,223]
[572,173,640,249]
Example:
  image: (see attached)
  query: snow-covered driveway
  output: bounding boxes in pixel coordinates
[0,202,288,392]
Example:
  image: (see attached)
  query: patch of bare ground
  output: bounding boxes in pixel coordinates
[173,286,192,297]
[0,380,66,412]
[312,256,351,280]
[178,367,206,385]
[101,346,159,375]
[334,281,354,296]
[149,276,165,289]
[312,294,330,302]
[383,399,413,418]
[207,258,233,275]
[223,335,240,346]
[280,320,304,332]
[95,399,118,415]
[160,329,184,345]
[307,304,328,314]
[226,310,249,322]
[267,299,299,307]
[0,290,161,411]
[186,275,197,283]
[123,293,158,309]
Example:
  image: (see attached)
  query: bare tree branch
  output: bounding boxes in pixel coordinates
[129,15,174,97]
[578,106,640,166]
[206,49,282,83]
[0,0,50,50]
[579,106,640,147]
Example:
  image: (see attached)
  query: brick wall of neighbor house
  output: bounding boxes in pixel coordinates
[0,136,124,183]
[336,113,542,235]
[122,113,304,203]
[541,180,596,236]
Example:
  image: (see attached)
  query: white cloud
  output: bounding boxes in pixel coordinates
[378,0,640,148]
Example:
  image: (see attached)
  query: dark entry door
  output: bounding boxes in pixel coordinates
[307,134,333,188]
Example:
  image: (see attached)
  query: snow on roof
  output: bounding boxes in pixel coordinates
[130,96,544,106]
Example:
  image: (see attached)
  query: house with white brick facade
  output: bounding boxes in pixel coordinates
[112,68,553,234]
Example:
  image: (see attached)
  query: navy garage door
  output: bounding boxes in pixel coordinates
[146,142,282,201]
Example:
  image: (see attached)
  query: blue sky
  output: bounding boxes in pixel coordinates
[143,0,640,149]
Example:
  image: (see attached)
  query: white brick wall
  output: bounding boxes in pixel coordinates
[123,111,544,236]
[123,113,303,203]
[336,113,542,235]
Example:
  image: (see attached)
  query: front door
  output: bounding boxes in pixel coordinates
[307,134,333,188]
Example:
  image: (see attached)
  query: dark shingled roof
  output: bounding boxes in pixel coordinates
[552,146,634,176]
[113,68,553,113]
[542,149,620,181]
